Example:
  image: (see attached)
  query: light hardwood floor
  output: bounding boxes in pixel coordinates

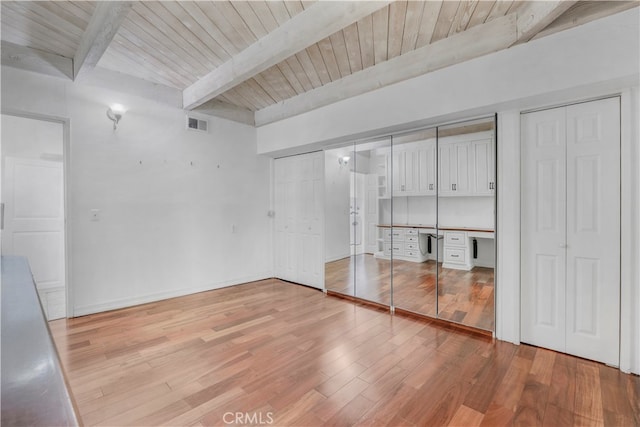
[50,279,638,426]
[325,254,494,330]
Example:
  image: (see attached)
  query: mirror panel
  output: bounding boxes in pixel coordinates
[324,145,356,296]
[353,138,392,305]
[390,128,438,316]
[436,117,496,330]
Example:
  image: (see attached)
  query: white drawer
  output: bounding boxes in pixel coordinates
[383,242,391,256]
[406,235,418,243]
[405,242,419,250]
[391,242,404,253]
[405,250,420,258]
[445,231,467,246]
[405,228,419,236]
[383,229,392,241]
[444,247,467,264]
[391,229,405,241]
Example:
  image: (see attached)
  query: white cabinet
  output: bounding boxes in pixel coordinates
[416,143,437,195]
[392,149,417,195]
[379,227,429,262]
[439,132,494,197]
[472,139,495,195]
[274,152,324,289]
[442,231,473,270]
[439,141,472,196]
[391,141,436,196]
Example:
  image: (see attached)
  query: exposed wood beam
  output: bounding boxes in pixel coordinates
[533,1,640,41]
[255,14,518,126]
[514,0,577,44]
[182,1,392,110]
[1,41,73,80]
[195,99,255,126]
[74,1,133,80]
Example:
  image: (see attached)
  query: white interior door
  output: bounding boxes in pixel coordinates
[521,108,567,353]
[2,157,66,320]
[274,152,324,289]
[297,152,324,288]
[521,97,620,366]
[565,98,620,365]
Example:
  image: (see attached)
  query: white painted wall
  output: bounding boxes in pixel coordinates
[1,67,272,316]
[256,10,640,373]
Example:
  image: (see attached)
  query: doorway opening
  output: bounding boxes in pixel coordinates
[1,113,69,320]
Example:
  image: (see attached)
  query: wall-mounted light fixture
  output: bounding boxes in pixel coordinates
[107,104,127,130]
[338,155,350,166]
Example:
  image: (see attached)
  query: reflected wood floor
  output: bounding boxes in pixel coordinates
[50,280,638,426]
[325,254,494,330]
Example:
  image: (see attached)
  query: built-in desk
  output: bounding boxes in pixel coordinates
[1,256,80,427]
[376,225,495,268]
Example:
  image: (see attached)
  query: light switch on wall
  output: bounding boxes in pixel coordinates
[90,209,100,221]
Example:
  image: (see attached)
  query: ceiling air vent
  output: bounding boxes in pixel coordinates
[186,115,208,133]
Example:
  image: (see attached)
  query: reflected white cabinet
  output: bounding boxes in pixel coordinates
[472,139,495,195]
[439,132,494,197]
[392,149,417,195]
[391,141,436,197]
[274,152,324,289]
[439,141,473,196]
[416,143,437,195]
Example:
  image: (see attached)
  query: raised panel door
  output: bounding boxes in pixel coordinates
[2,157,66,320]
[454,142,472,195]
[521,98,620,366]
[438,144,456,195]
[417,143,436,195]
[521,107,567,353]
[565,98,620,366]
[472,139,494,195]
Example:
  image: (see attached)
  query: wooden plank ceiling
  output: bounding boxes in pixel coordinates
[1,1,638,126]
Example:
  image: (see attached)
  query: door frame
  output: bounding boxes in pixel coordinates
[1,108,73,318]
[499,90,638,373]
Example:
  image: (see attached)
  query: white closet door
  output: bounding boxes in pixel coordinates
[521,97,620,366]
[521,107,568,353]
[297,152,324,288]
[274,152,324,289]
[565,98,620,366]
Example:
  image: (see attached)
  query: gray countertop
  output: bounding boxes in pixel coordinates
[1,256,80,427]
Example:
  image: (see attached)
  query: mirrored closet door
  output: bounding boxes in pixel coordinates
[324,144,356,297]
[323,116,496,332]
[323,137,393,305]
[390,128,438,316]
[436,117,496,331]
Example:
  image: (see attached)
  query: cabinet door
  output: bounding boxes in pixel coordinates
[403,150,417,194]
[454,142,472,195]
[438,144,456,195]
[472,139,495,195]
[417,143,436,195]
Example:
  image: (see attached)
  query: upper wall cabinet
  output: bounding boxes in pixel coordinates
[439,132,494,197]
[390,140,437,197]
[472,139,495,195]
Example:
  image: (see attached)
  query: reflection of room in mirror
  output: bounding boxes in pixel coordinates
[323,117,496,332]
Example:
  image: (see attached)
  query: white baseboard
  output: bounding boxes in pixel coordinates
[325,253,351,263]
[72,271,272,317]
